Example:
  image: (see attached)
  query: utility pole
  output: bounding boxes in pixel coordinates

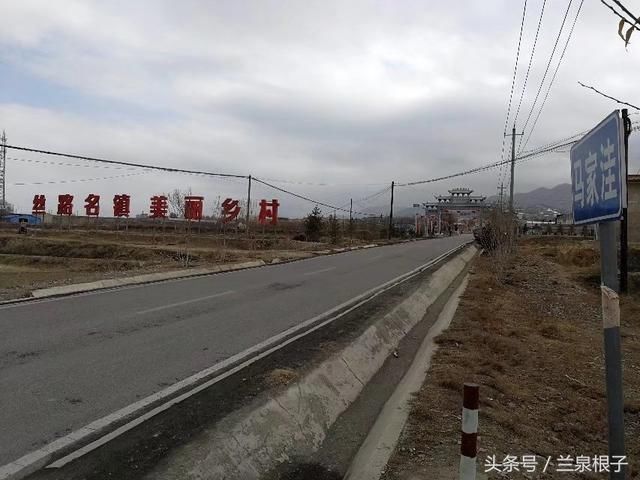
[349,198,353,244]
[388,181,395,240]
[621,109,630,293]
[497,183,506,211]
[506,126,524,213]
[510,126,516,212]
[0,131,6,210]
[245,175,252,235]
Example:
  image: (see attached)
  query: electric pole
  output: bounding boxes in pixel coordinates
[506,126,524,213]
[349,198,353,244]
[497,182,506,211]
[388,181,395,240]
[245,175,252,235]
[0,131,6,211]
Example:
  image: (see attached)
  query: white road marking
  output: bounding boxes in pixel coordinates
[135,290,235,315]
[303,266,336,276]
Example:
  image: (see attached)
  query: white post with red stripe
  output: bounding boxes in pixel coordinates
[460,383,479,480]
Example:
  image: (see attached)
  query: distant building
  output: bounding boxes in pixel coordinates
[1,213,43,225]
[433,187,487,206]
[419,188,488,234]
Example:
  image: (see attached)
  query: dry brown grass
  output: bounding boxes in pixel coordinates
[265,368,300,388]
[0,224,410,300]
[382,237,640,480]
[0,228,339,300]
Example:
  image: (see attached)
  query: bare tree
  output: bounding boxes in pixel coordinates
[476,208,518,283]
[210,195,222,222]
[166,187,192,218]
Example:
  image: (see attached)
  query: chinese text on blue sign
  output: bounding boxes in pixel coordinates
[570,111,625,225]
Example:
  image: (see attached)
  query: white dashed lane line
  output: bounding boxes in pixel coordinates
[303,267,337,276]
[135,290,236,315]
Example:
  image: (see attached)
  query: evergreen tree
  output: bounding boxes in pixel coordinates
[305,206,323,241]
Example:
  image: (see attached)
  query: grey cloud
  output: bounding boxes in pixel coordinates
[0,0,638,217]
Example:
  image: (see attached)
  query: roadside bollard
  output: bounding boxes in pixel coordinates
[460,383,479,480]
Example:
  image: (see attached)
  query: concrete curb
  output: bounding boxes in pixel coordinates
[30,260,266,298]
[145,246,477,480]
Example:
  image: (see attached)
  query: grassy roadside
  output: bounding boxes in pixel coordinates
[382,237,640,479]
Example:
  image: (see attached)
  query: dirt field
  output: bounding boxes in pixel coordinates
[382,236,640,479]
[0,226,377,301]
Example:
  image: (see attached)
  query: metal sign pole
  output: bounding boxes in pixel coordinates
[598,222,626,480]
[601,281,625,480]
[571,111,626,479]
[599,222,619,291]
[600,222,625,479]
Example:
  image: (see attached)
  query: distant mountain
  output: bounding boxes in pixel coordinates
[363,183,572,219]
[487,183,572,213]
[360,205,416,218]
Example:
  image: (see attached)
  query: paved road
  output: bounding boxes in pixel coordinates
[0,235,470,465]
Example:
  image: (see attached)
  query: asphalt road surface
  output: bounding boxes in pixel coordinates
[0,235,470,465]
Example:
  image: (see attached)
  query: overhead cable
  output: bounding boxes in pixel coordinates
[520,0,585,152]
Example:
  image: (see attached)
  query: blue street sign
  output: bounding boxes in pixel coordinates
[570,111,626,225]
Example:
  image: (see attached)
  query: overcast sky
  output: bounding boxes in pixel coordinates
[0,0,638,217]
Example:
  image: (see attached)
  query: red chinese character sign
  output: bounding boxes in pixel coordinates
[57,194,74,216]
[184,196,204,221]
[150,195,168,219]
[113,194,131,218]
[222,198,241,223]
[32,195,46,215]
[84,194,100,217]
[32,192,280,225]
[258,199,279,225]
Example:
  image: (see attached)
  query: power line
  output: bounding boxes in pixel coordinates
[520,129,587,155]
[254,177,388,187]
[7,156,138,170]
[350,187,393,211]
[252,177,377,217]
[611,0,639,25]
[5,144,395,188]
[600,0,639,28]
[4,144,248,179]
[11,170,152,187]
[520,0,584,152]
[336,185,392,211]
[498,0,529,189]
[400,128,592,188]
[513,0,548,125]
[4,125,612,210]
[398,140,576,187]
[518,0,574,152]
[577,81,640,110]
[355,186,392,204]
